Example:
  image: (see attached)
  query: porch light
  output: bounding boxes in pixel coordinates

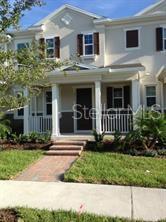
[146,72,151,76]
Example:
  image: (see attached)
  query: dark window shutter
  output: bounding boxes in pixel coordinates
[124,86,131,108]
[156,27,163,51]
[126,30,139,48]
[77,34,83,56]
[55,36,60,58]
[39,38,45,59]
[94,32,100,55]
[107,87,113,109]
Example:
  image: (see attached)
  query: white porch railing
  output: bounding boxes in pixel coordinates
[29,113,133,134]
[29,116,52,133]
[101,113,133,133]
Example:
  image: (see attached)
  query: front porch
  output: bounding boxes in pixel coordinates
[25,80,140,138]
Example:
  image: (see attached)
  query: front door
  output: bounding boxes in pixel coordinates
[76,88,93,131]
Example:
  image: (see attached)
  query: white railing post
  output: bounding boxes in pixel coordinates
[132,79,140,129]
[52,84,60,139]
[23,88,29,135]
[95,81,102,134]
[132,79,140,112]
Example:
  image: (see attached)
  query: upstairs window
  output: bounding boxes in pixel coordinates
[126,29,139,49]
[46,38,55,58]
[84,34,94,55]
[146,86,156,107]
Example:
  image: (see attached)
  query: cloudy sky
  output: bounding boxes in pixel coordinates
[21,0,157,27]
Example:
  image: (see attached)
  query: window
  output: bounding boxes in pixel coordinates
[84,34,93,55]
[46,91,52,115]
[126,29,139,49]
[146,86,156,107]
[17,42,29,51]
[113,88,123,108]
[46,38,55,58]
[15,91,24,118]
[163,28,166,50]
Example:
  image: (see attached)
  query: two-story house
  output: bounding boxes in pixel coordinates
[7,1,166,140]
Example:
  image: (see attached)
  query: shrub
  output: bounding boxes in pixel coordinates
[142,150,158,157]
[9,132,51,144]
[92,130,105,151]
[157,149,166,156]
[136,111,166,150]
[0,113,11,140]
[10,133,29,144]
[93,129,105,143]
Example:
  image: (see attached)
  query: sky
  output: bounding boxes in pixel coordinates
[20,0,157,28]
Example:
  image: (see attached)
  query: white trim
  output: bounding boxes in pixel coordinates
[135,0,165,16]
[124,28,141,51]
[162,27,166,51]
[94,13,166,26]
[83,33,94,56]
[34,4,101,26]
[45,38,56,59]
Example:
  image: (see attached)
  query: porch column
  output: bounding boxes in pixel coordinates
[52,84,60,139]
[23,88,29,134]
[132,79,141,113]
[95,81,102,134]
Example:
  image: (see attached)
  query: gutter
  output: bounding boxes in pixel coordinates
[94,13,166,26]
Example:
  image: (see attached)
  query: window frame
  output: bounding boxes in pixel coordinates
[163,27,166,51]
[124,27,141,50]
[145,85,156,107]
[45,91,52,116]
[83,33,94,56]
[17,42,29,51]
[113,87,124,109]
[45,38,55,59]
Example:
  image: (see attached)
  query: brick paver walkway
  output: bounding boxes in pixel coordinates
[15,156,77,182]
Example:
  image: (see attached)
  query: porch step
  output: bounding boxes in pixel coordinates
[45,150,81,156]
[50,145,83,150]
[45,139,87,156]
[52,141,86,146]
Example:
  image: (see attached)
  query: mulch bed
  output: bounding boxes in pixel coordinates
[0,142,51,151]
[0,209,18,222]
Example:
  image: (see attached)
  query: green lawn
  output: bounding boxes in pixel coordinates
[64,152,166,188]
[0,150,43,180]
[0,208,147,222]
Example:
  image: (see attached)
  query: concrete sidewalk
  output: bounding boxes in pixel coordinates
[0,181,165,221]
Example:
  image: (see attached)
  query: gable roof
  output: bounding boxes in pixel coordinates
[136,0,166,16]
[34,4,102,26]
[53,63,98,72]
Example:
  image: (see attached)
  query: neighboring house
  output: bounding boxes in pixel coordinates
[6,1,166,139]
